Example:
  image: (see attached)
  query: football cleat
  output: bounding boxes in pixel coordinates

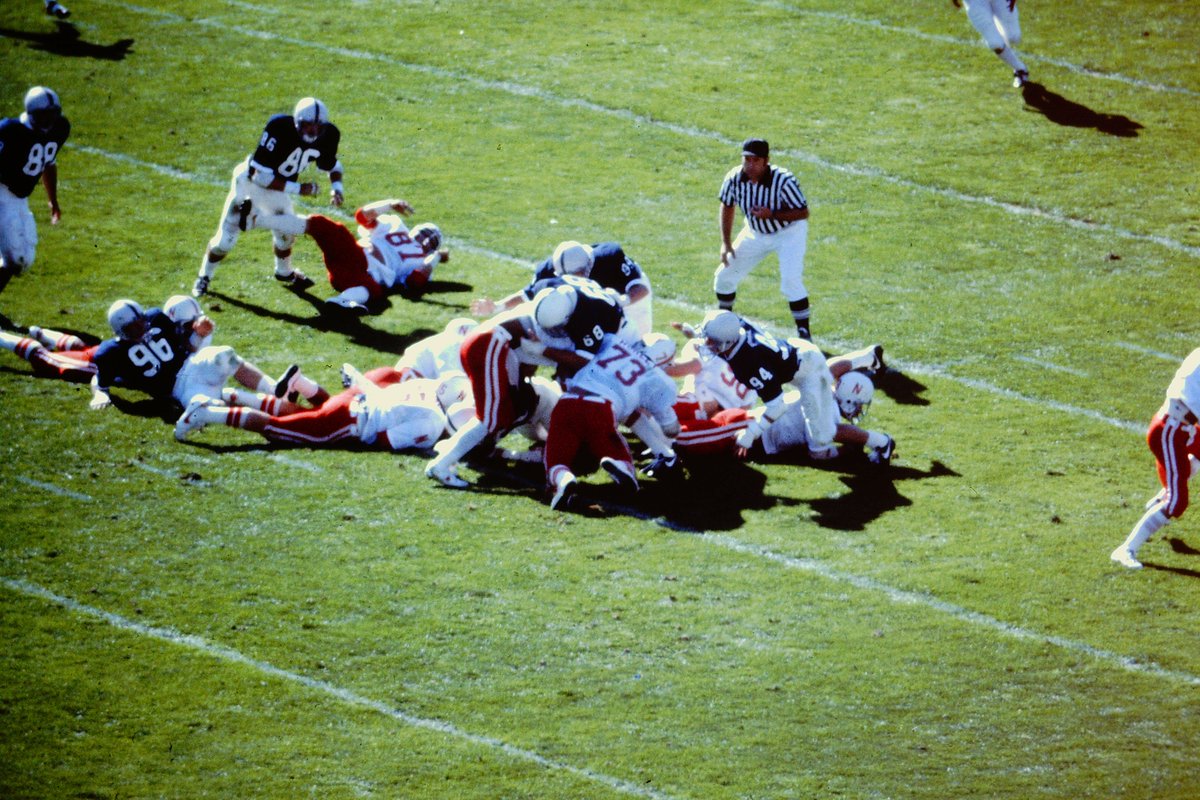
[191,275,210,298]
[174,395,212,441]
[549,476,577,510]
[324,296,369,316]
[867,435,895,466]
[235,198,254,231]
[641,453,680,479]
[274,364,300,399]
[45,1,70,18]
[1013,69,1030,89]
[1109,546,1143,570]
[425,461,469,489]
[869,344,886,373]
[275,269,315,291]
[600,457,639,493]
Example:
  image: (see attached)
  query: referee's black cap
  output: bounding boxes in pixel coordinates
[741,138,769,158]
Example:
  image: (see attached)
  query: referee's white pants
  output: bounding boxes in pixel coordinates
[207,159,298,255]
[713,220,808,302]
[0,183,37,273]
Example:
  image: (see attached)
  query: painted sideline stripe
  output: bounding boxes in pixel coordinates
[15,476,93,502]
[752,1,1200,97]
[66,142,1153,435]
[1114,341,1181,363]
[1,576,684,800]
[90,0,1200,261]
[697,534,1200,687]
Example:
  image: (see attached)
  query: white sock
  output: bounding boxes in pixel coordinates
[274,255,293,277]
[430,418,487,470]
[1119,506,1170,556]
[865,430,889,449]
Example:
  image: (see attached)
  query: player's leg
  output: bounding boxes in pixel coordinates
[301,215,384,306]
[274,364,331,406]
[1112,417,1186,568]
[425,334,511,487]
[830,344,885,377]
[776,221,811,340]
[0,189,38,293]
[220,387,298,415]
[963,0,1027,85]
[544,398,589,508]
[25,325,86,351]
[195,167,252,296]
[713,226,765,311]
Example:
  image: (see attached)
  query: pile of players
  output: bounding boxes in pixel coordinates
[1,88,892,512]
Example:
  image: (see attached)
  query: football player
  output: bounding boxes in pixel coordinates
[470,240,654,336]
[544,332,680,509]
[194,97,344,297]
[241,197,448,314]
[395,317,478,381]
[0,87,69,297]
[175,363,469,451]
[953,0,1029,88]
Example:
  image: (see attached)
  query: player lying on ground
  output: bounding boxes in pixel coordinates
[242,197,447,314]
[175,362,472,450]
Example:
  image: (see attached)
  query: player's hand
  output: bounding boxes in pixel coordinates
[49,202,62,225]
[437,249,450,264]
[390,200,414,215]
[671,321,699,339]
[719,244,735,267]
[193,315,215,338]
[470,298,496,317]
[299,182,320,197]
[951,0,961,7]
[734,444,751,460]
[749,206,772,220]
[330,188,344,207]
[89,393,111,411]
[1006,0,1015,11]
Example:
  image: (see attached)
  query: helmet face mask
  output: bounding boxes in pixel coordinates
[23,86,62,132]
[551,241,594,277]
[293,97,328,144]
[700,310,742,357]
[411,223,442,254]
[107,299,148,341]
[834,371,874,422]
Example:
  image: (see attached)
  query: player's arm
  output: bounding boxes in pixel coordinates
[470,289,527,318]
[355,199,414,229]
[88,374,112,410]
[326,160,345,206]
[719,203,737,265]
[42,162,61,224]
[734,392,786,458]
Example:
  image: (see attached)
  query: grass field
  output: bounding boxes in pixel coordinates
[1,1,1199,798]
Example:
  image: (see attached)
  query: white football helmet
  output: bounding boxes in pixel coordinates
[163,294,202,326]
[106,299,148,341]
[834,371,874,422]
[639,332,676,367]
[412,223,442,254]
[293,97,329,143]
[443,317,478,339]
[435,370,471,411]
[551,241,594,277]
[23,86,62,132]
[533,285,577,337]
[700,310,742,356]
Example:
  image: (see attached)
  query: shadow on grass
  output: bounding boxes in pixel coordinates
[1021,82,1143,138]
[874,366,929,407]
[207,290,436,355]
[0,21,134,61]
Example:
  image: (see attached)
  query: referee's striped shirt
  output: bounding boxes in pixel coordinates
[718,164,807,235]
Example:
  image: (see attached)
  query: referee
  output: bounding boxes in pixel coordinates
[714,138,813,340]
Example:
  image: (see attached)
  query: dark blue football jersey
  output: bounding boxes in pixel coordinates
[249,114,340,181]
[522,242,645,300]
[720,320,799,404]
[93,309,191,400]
[0,115,70,198]
[530,274,625,355]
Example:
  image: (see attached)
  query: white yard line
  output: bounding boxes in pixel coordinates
[88,0,1200,261]
[0,577,684,800]
[752,1,1200,97]
[1113,341,1182,362]
[67,142,1153,435]
[1011,354,1089,378]
[14,476,93,503]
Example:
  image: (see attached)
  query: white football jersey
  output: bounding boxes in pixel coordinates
[359,214,429,289]
[568,334,678,425]
[396,329,467,379]
[352,382,445,449]
[678,338,757,412]
[1167,348,1200,416]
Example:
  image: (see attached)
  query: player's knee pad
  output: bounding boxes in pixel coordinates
[272,232,296,251]
[210,225,239,254]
